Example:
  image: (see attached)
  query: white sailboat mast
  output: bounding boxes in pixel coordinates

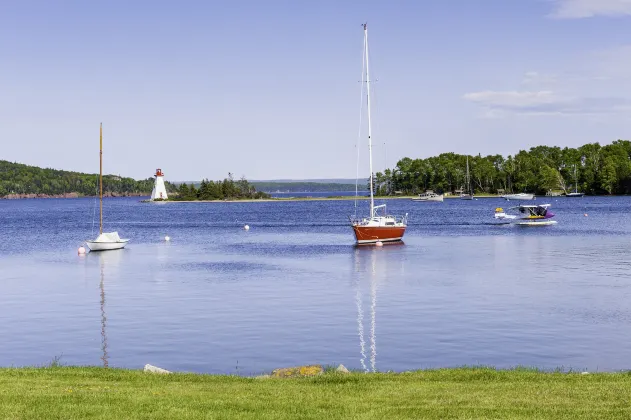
[364,23,375,216]
[99,123,103,235]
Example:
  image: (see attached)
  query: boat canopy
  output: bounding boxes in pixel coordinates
[509,204,551,209]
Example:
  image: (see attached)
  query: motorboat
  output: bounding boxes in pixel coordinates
[412,191,443,202]
[501,193,535,201]
[494,204,557,226]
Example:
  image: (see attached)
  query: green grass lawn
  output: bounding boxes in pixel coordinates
[1,367,630,419]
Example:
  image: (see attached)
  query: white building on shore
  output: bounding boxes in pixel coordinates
[150,168,168,200]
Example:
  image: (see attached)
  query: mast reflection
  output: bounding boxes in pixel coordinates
[93,250,123,368]
[353,245,397,372]
[99,258,108,367]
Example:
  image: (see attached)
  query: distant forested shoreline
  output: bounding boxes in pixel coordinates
[172,174,269,200]
[251,182,361,193]
[5,139,631,200]
[0,160,177,198]
[373,140,631,196]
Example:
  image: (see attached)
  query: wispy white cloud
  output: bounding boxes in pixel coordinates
[464,90,561,109]
[520,71,558,87]
[463,88,628,117]
[548,0,631,19]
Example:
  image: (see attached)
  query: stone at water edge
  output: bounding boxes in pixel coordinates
[336,364,350,374]
[271,365,323,378]
[144,364,171,374]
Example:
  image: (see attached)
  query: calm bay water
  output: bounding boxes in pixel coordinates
[1,196,631,374]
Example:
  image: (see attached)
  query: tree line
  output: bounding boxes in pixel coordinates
[0,160,177,197]
[251,181,358,193]
[173,174,270,200]
[372,140,631,196]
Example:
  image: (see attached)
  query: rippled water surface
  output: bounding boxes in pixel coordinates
[1,196,631,374]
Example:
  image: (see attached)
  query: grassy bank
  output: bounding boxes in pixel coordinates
[1,367,631,419]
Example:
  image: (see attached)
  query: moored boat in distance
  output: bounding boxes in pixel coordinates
[351,23,407,245]
[501,193,535,201]
[412,190,443,202]
[566,165,584,197]
[460,156,474,200]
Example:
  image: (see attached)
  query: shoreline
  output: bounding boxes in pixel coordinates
[152,194,581,203]
[0,193,623,202]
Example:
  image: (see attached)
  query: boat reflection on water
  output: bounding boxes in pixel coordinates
[352,243,403,372]
[92,249,124,368]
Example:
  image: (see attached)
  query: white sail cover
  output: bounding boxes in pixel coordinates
[94,232,122,243]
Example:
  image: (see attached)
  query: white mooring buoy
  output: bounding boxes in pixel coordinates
[164,235,171,241]
[244,225,250,231]
[375,241,384,247]
[78,246,86,255]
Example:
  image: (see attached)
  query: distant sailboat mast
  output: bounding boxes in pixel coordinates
[466,156,470,194]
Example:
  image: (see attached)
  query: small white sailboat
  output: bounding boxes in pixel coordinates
[85,123,129,252]
[566,165,584,197]
[460,156,474,200]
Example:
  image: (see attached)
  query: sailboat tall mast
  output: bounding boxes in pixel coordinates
[364,23,374,216]
[99,123,103,235]
[466,156,470,193]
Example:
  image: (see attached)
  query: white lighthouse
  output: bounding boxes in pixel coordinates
[150,168,168,200]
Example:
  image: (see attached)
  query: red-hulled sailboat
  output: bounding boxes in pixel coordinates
[351,24,407,245]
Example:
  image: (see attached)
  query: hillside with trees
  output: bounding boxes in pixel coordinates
[373,140,631,196]
[173,174,270,200]
[0,160,177,198]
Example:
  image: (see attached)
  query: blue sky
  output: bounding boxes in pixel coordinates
[1,0,631,181]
